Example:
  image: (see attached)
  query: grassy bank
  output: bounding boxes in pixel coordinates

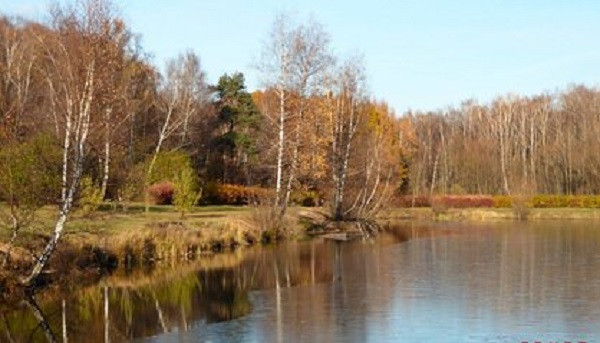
[379,207,600,221]
[0,204,324,300]
[3,203,600,301]
[1,204,321,264]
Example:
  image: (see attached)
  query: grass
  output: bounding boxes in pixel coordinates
[379,207,600,221]
[0,203,261,269]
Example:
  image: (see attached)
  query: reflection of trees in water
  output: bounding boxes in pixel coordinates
[0,225,466,342]
[1,295,63,343]
[0,240,338,342]
[0,224,429,342]
[4,223,600,342]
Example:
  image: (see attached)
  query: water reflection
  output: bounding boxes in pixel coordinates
[3,221,600,342]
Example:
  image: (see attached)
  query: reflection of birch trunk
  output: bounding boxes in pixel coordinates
[1,313,15,343]
[181,305,188,332]
[311,242,315,284]
[62,299,68,343]
[25,296,56,343]
[273,260,282,343]
[104,286,109,343]
[333,241,342,282]
[153,292,169,333]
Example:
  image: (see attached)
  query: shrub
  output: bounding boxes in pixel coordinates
[396,194,600,209]
[391,195,431,207]
[493,196,512,208]
[202,184,270,205]
[78,176,103,217]
[511,195,531,220]
[430,197,448,217]
[530,194,600,208]
[434,195,494,208]
[119,163,146,204]
[173,167,202,217]
[290,190,322,207]
[148,182,175,205]
[393,194,495,208]
[147,151,193,185]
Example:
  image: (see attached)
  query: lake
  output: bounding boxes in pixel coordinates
[3,221,600,342]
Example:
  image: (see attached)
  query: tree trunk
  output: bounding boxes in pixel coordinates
[1,213,19,268]
[22,60,94,286]
[100,107,112,200]
[274,88,285,210]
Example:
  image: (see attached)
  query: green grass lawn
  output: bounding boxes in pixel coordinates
[0,203,254,244]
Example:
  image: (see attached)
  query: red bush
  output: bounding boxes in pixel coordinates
[392,194,494,208]
[392,195,431,207]
[435,195,494,208]
[147,182,175,205]
[203,184,270,205]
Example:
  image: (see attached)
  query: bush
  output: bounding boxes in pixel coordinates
[530,194,600,208]
[391,195,431,207]
[202,184,270,205]
[148,182,175,205]
[290,190,322,207]
[392,194,495,208]
[493,196,512,208]
[431,197,448,217]
[397,193,600,209]
[119,163,146,204]
[147,151,193,185]
[434,195,494,208]
[173,167,202,216]
[511,195,531,220]
[78,176,103,216]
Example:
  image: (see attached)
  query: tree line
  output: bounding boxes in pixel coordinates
[404,85,600,197]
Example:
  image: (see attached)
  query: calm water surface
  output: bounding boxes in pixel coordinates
[4,221,600,342]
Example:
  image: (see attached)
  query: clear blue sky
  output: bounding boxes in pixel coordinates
[2,0,600,113]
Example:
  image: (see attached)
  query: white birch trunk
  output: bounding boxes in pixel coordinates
[100,107,112,200]
[23,61,94,285]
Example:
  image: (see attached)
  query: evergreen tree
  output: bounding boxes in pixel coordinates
[211,73,261,185]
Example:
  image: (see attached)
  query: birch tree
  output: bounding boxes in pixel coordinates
[0,18,39,141]
[144,51,207,212]
[23,0,120,285]
[327,57,367,220]
[258,14,333,223]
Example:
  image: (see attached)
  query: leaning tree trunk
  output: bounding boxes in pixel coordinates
[22,61,94,286]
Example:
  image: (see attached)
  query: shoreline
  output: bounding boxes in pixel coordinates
[379,207,600,221]
[3,205,600,303]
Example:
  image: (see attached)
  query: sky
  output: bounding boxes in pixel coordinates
[2,0,600,114]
